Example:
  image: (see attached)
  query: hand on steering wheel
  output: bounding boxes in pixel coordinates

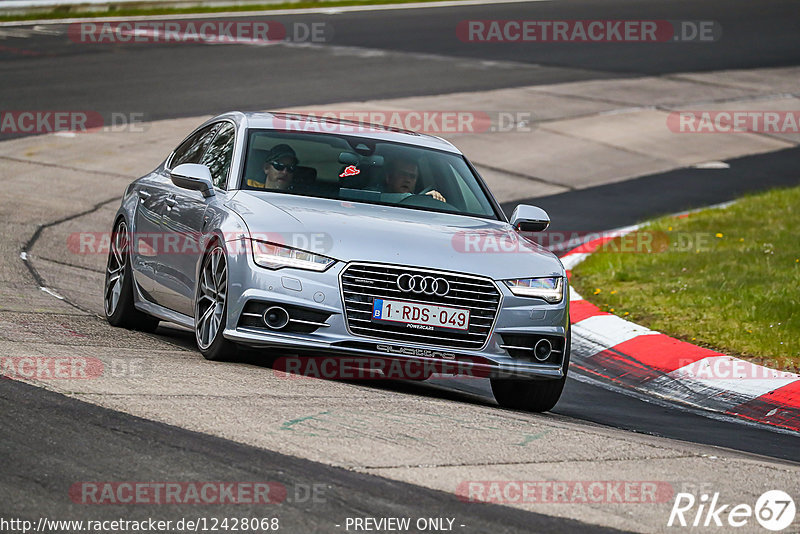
[418,185,446,203]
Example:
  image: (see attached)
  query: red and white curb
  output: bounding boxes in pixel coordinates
[560,228,800,434]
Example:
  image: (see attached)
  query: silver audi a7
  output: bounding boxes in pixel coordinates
[104,112,570,411]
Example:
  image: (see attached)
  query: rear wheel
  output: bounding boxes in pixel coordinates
[491,328,571,412]
[195,243,238,361]
[104,219,159,332]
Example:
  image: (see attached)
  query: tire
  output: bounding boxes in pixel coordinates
[491,328,571,413]
[104,219,159,333]
[195,243,238,361]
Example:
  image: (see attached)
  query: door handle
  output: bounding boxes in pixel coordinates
[165,197,178,208]
[137,190,151,201]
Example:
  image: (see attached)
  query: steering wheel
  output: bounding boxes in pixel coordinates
[398,187,457,211]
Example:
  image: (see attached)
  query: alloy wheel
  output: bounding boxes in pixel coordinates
[196,246,227,350]
[104,221,129,316]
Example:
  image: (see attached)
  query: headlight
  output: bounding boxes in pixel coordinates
[252,240,335,271]
[504,276,564,303]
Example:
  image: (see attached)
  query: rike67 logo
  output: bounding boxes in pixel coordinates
[668,490,796,531]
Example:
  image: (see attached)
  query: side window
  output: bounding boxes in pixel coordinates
[200,123,236,189]
[170,124,220,169]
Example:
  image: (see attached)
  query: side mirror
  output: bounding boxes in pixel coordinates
[510,204,550,232]
[170,163,215,198]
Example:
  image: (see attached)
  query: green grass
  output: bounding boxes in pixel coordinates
[570,185,800,368]
[0,0,466,22]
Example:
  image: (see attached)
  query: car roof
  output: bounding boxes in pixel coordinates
[212,111,463,154]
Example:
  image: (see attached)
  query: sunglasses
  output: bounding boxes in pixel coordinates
[270,160,296,173]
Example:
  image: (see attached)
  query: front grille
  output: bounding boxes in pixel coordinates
[340,263,501,350]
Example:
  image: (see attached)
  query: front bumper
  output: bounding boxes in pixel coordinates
[223,247,569,381]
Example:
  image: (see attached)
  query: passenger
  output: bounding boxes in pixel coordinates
[384,157,446,202]
[248,144,298,190]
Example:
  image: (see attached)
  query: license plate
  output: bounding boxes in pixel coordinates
[371,298,470,331]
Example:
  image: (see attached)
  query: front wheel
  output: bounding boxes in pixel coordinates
[104,219,159,332]
[491,329,571,412]
[490,376,567,413]
[195,244,238,361]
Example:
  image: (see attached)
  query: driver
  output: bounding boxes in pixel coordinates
[248,144,298,190]
[384,157,446,202]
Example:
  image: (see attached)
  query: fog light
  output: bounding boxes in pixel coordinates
[263,306,290,330]
[534,339,552,361]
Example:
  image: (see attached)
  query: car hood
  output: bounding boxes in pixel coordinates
[227,191,564,280]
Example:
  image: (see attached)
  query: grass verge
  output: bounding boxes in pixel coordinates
[570,185,800,368]
[0,0,466,22]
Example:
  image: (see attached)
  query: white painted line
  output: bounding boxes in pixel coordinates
[113,27,276,44]
[572,314,659,357]
[692,161,730,169]
[269,41,539,70]
[671,199,738,218]
[32,24,64,34]
[568,287,583,302]
[0,0,547,27]
[40,286,65,300]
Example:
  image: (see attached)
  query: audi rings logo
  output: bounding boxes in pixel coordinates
[396,274,450,296]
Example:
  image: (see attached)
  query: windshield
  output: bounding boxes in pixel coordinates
[240,129,498,218]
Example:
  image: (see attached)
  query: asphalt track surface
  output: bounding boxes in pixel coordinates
[2,0,800,531]
[503,145,800,232]
[1,378,626,533]
[0,0,799,125]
